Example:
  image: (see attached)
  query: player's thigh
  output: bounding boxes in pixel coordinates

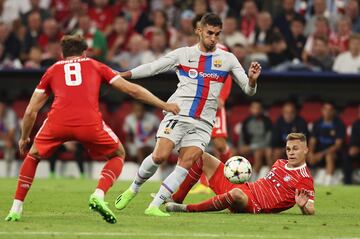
[152,137,175,163]
[33,121,67,158]
[76,123,123,159]
[208,162,234,195]
[202,152,221,180]
[178,146,203,169]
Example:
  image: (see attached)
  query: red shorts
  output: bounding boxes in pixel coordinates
[211,108,228,138]
[35,120,120,159]
[208,163,261,214]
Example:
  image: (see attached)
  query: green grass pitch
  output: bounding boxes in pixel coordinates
[0,178,360,239]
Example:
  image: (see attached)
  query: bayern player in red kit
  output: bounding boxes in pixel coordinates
[5,35,180,223]
[167,133,315,215]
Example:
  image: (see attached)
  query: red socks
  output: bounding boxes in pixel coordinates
[97,156,124,193]
[187,191,235,212]
[219,147,232,163]
[172,158,203,203]
[15,155,39,201]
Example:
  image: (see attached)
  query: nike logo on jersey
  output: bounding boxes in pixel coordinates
[188,60,197,63]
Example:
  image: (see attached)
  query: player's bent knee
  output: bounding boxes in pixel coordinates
[108,144,126,159]
[229,188,247,203]
[152,152,168,164]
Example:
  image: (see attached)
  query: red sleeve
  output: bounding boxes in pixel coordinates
[296,177,315,202]
[36,67,53,94]
[219,75,232,102]
[96,60,120,84]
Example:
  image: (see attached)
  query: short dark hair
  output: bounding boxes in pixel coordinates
[60,35,88,58]
[192,14,203,30]
[200,13,222,28]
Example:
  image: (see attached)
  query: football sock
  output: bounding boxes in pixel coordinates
[187,191,235,212]
[96,156,124,194]
[219,146,232,163]
[199,173,208,186]
[10,199,23,215]
[150,165,188,207]
[130,154,160,193]
[172,158,203,203]
[14,154,39,201]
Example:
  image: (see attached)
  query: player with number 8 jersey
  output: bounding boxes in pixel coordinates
[4,35,180,224]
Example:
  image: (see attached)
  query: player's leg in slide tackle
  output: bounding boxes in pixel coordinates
[166,153,249,213]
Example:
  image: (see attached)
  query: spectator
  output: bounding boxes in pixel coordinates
[239,0,258,41]
[307,36,333,71]
[106,14,133,62]
[192,0,210,17]
[112,33,147,70]
[308,102,346,185]
[74,14,108,62]
[231,43,251,70]
[274,0,305,43]
[0,98,20,177]
[287,16,306,60]
[209,0,234,22]
[120,0,150,34]
[41,41,61,67]
[0,0,21,26]
[271,101,309,162]
[61,0,87,34]
[0,22,21,63]
[24,46,42,69]
[175,10,195,47]
[246,11,275,68]
[343,105,360,184]
[88,0,115,36]
[21,0,52,26]
[345,0,360,33]
[267,33,293,69]
[222,16,247,48]
[37,18,63,52]
[123,101,159,164]
[303,16,334,62]
[304,0,335,36]
[143,9,177,49]
[22,11,42,56]
[141,29,170,64]
[329,17,352,55]
[162,0,181,29]
[238,100,272,181]
[332,34,360,73]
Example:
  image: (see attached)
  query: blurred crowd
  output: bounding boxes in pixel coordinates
[0,0,360,73]
[1,96,360,185]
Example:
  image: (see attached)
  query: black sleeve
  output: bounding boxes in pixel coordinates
[335,119,346,140]
[271,119,282,148]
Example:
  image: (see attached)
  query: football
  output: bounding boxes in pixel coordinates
[224,156,252,184]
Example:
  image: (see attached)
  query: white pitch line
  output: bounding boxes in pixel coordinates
[0,231,358,239]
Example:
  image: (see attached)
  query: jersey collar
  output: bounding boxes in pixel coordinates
[285,163,307,171]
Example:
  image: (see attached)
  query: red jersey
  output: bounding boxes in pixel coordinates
[36,57,119,126]
[247,160,315,213]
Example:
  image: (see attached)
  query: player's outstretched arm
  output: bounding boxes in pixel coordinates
[295,189,315,215]
[19,91,49,155]
[112,76,180,115]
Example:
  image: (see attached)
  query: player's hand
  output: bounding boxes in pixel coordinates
[164,103,180,115]
[18,138,30,155]
[295,188,310,208]
[248,61,261,84]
